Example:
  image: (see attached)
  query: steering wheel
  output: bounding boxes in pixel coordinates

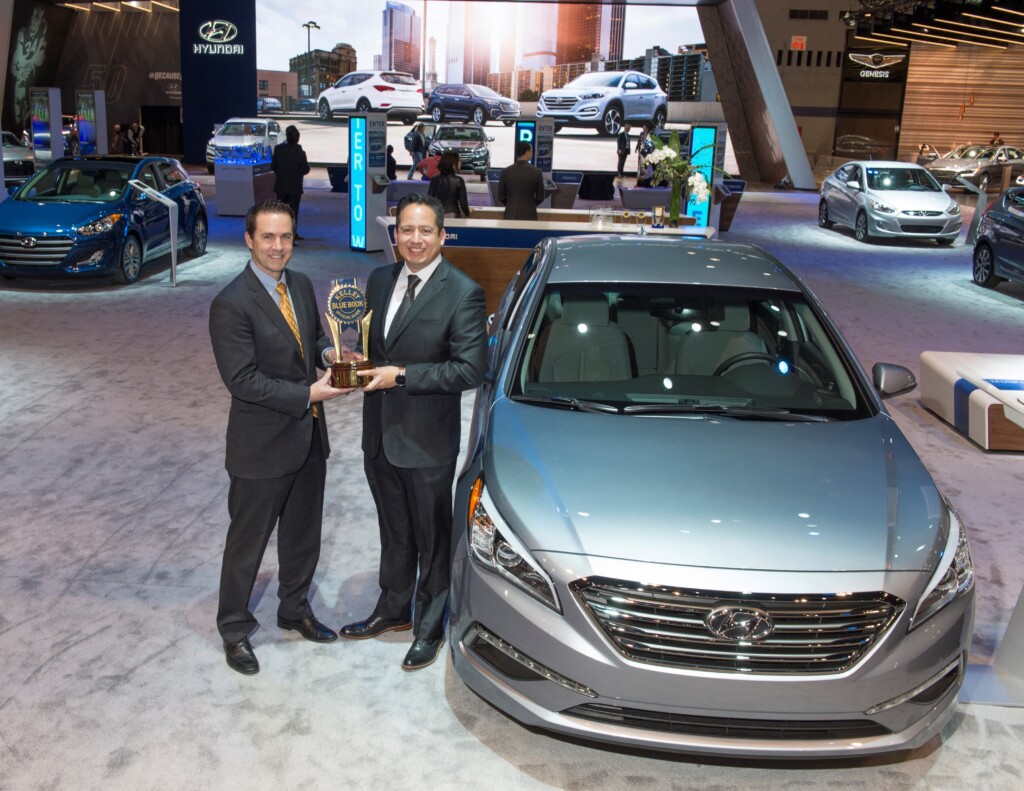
[712,352,778,377]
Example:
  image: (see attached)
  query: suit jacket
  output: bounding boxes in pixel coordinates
[361,258,487,468]
[272,142,310,195]
[209,265,330,479]
[617,130,631,156]
[498,160,546,221]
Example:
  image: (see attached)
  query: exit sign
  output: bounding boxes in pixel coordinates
[791,36,807,50]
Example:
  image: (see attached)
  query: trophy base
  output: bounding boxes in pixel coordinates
[331,359,374,387]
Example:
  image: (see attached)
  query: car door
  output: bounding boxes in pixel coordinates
[331,73,356,111]
[621,73,644,120]
[452,86,473,119]
[155,160,193,245]
[1006,147,1024,181]
[996,189,1024,280]
[828,164,859,225]
[638,75,660,119]
[131,162,171,258]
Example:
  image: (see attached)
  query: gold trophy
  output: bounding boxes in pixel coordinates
[325,279,374,387]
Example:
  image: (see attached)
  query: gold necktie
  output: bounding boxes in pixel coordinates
[276,281,318,418]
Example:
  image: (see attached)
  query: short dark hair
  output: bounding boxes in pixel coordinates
[285,125,299,144]
[245,198,295,237]
[514,140,532,159]
[396,192,445,231]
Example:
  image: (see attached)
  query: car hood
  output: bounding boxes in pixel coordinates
[543,87,602,99]
[214,134,265,147]
[930,157,983,170]
[483,399,944,573]
[0,199,121,234]
[865,189,954,210]
[432,140,486,152]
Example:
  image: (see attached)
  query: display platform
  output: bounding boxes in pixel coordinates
[215,162,275,216]
[920,351,1024,451]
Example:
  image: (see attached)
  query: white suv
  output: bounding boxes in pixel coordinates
[206,117,281,172]
[317,70,423,125]
[538,70,668,136]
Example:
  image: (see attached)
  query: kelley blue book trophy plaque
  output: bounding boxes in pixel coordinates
[325,279,374,387]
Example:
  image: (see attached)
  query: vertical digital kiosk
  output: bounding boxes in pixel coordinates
[75,91,108,155]
[30,87,63,166]
[686,124,726,231]
[510,118,557,207]
[348,112,389,252]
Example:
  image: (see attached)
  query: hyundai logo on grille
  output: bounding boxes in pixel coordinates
[705,606,773,641]
[199,20,238,43]
[21,237,38,248]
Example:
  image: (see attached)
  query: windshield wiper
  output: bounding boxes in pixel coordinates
[622,404,828,421]
[510,394,621,414]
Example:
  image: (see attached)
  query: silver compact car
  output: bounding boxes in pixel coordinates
[449,235,974,758]
[819,161,961,244]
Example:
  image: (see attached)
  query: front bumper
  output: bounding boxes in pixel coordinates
[0,232,120,278]
[488,106,520,121]
[537,99,603,126]
[866,209,961,240]
[449,550,973,758]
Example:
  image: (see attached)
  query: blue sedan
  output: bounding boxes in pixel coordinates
[0,155,207,285]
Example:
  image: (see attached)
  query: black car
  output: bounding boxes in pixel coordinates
[973,185,1024,288]
[427,84,520,126]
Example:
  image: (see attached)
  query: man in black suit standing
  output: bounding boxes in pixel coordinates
[340,193,487,671]
[498,141,546,220]
[209,199,351,675]
[272,125,311,240]
[616,122,632,178]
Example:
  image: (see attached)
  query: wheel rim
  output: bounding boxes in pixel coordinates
[974,247,992,282]
[603,107,622,135]
[431,106,441,122]
[319,102,329,119]
[856,214,868,240]
[121,239,141,281]
[193,216,208,253]
[473,107,484,124]
[357,99,370,113]
[654,110,666,128]
[818,202,828,225]
[979,175,990,192]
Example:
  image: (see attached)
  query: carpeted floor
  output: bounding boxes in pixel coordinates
[0,183,1022,791]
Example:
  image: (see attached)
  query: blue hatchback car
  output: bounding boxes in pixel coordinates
[0,155,207,285]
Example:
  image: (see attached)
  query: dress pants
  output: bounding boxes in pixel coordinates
[363,452,456,642]
[617,151,628,177]
[276,192,302,234]
[217,428,325,643]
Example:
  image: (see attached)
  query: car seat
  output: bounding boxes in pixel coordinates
[673,302,767,376]
[538,296,632,382]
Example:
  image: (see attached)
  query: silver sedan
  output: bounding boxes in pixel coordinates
[450,235,974,758]
[819,161,961,244]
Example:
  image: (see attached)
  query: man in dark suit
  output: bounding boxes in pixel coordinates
[272,125,311,240]
[498,141,546,220]
[616,122,632,178]
[209,199,351,675]
[340,193,487,671]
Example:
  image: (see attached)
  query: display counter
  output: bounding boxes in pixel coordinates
[376,215,715,314]
[215,162,276,216]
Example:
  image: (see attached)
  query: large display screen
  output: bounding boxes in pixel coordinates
[349,115,367,250]
[77,93,97,155]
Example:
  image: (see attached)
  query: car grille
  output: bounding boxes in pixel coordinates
[902,210,943,217]
[564,703,891,740]
[897,223,946,233]
[3,159,34,178]
[542,96,578,111]
[571,577,904,675]
[0,234,74,267]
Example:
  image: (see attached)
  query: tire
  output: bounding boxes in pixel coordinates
[599,104,623,137]
[854,211,871,243]
[318,100,332,120]
[186,212,208,258]
[112,236,143,285]
[471,106,486,125]
[936,236,955,246]
[430,105,444,123]
[206,162,214,174]
[653,106,667,129]
[356,98,371,113]
[818,200,834,228]
[973,242,1002,287]
[978,173,991,192]
[554,123,565,133]
[503,120,514,127]
[402,116,416,126]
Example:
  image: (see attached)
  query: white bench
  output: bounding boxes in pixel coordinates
[919,351,1024,451]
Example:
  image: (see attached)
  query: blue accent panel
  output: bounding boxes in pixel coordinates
[953,379,977,434]
[985,379,1024,391]
[349,117,367,251]
[687,126,717,228]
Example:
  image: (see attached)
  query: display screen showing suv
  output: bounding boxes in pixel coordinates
[538,70,667,136]
[427,124,493,177]
[317,70,423,125]
[427,84,520,126]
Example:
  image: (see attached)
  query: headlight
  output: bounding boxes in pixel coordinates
[947,201,960,216]
[579,91,605,100]
[76,213,124,236]
[869,198,896,213]
[467,476,560,612]
[962,167,979,176]
[909,504,973,630]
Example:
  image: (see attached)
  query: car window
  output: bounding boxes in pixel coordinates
[382,72,418,85]
[865,167,940,191]
[1007,148,1023,160]
[435,126,487,142]
[470,84,502,99]
[836,164,857,183]
[16,162,132,202]
[157,161,185,188]
[640,76,658,90]
[436,86,452,96]
[510,283,867,420]
[137,163,161,192]
[2,132,21,147]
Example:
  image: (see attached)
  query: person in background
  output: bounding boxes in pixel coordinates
[498,141,545,221]
[272,125,311,240]
[386,144,398,182]
[427,151,470,218]
[415,152,442,181]
[126,121,144,155]
[616,122,632,179]
[110,124,125,155]
[635,122,654,187]
[990,132,1004,146]
[407,123,426,178]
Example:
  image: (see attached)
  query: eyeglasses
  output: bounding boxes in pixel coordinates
[397,225,440,239]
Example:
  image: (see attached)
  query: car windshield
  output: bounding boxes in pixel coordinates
[382,72,418,85]
[2,132,22,148]
[15,161,133,203]
[567,72,623,88]
[510,283,870,420]
[865,167,941,191]
[949,145,992,160]
[469,84,501,98]
[435,127,487,142]
[218,123,266,137]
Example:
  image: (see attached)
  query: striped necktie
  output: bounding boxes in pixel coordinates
[276,281,318,418]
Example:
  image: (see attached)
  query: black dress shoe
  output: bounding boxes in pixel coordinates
[224,637,259,675]
[339,615,412,640]
[277,615,338,643]
[402,636,445,671]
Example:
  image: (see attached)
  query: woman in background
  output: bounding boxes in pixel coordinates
[427,151,470,218]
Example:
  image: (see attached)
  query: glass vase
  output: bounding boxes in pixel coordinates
[668,178,684,228]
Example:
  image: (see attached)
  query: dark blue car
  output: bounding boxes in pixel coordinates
[973,185,1024,289]
[0,155,207,285]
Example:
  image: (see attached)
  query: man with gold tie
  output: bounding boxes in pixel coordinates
[208,199,351,675]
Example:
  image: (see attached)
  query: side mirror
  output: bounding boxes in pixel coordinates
[872,362,917,398]
[942,183,952,192]
[846,179,862,190]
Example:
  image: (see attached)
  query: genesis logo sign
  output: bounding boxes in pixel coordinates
[195,21,244,55]
[849,52,905,78]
